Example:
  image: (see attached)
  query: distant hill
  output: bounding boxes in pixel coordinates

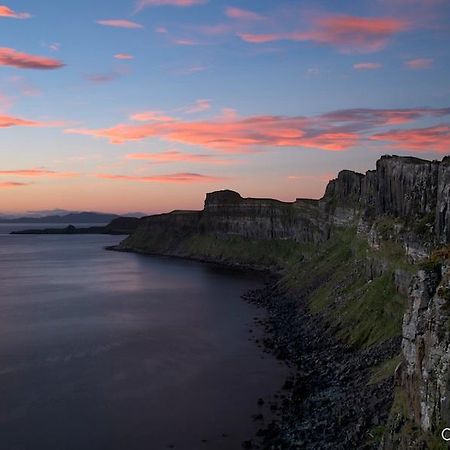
[0,212,129,224]
[11,217,141,235]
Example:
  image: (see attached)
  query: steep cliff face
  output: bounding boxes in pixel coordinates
[117,155,450,447]
[436,157,450,244]
[323,156,445,231]
[202,190,327,243]
[402,266,450,431]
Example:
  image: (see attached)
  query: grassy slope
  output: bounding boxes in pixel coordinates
[283,227,410,349]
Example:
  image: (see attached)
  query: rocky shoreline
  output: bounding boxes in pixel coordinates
[242,282,401,450]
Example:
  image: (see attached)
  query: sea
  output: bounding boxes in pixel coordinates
[0,224,287,450]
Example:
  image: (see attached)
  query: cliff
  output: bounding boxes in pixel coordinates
[116,155,450,448]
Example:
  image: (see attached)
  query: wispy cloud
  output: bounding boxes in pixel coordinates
[114,53,134,60]
[238,14,408,53]
[97,19,143,29]
[0,181,29,188]
[184,99,211,113]
[0,169,79,178]
[136,0,206,11]
[97,172,223,183]
[85,72,120,84]
[405,58,434,69]
[225,7,264,21]
[371,124,450,153]
[126,150,233,164]
[0,114,62,128]
[130,111,175,122]
[66,106,450,153]
[49,42,61,52]
[173,38,197,46]
[353,62,382,70]
[0,5,31,19]
[7,75,41,96]
[0,48,64,70]
[176,65,207,75]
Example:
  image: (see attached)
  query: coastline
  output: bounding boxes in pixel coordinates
[108,244,399,449]
[242,284,400,449]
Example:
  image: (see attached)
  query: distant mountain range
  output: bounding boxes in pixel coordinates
[0,211,145,224]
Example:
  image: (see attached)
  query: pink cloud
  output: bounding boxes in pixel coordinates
[136,0,206,10]
[238,33,279,44]
[114,53,134,60]
[371,124,450,153]
[0,181,29,188]
[155,26,168,33]
[97,19,143,29]
[66,106,450,153]
[126,150,232,164]
[353,62,382,70]
[0,169,79,178]
[225,7,264,21]
[0,5,31,19]
[238,14,408,53]
[0,48,64,70]
[97,172,223,183]
[405,58,434,69]
[0,114,64,128]
[66,114,353,151]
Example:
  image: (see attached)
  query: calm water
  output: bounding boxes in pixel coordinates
[0,225,286,450]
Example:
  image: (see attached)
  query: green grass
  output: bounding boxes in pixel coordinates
[282,227,410,349]
[183,234,308,269]
[369,354,402,385]
[337,273,406,347]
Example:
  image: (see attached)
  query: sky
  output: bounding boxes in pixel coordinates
[0,0,449,214]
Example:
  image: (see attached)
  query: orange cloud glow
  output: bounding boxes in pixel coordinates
[97,19,143,29]
[238,15,408,53]
[371,124,450,153]
[0,48,64,70]
[97,172,223,183]
[66,107,450,152]
[0,5,31,19]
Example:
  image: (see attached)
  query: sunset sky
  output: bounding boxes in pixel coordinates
[0,0,449,214]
